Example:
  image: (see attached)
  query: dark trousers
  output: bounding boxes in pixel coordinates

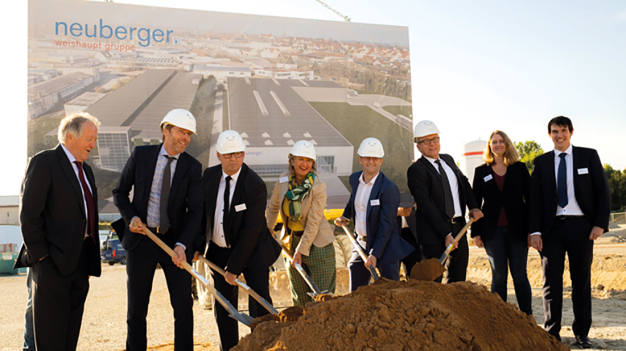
[541,216,594,338]
[207,243,272,351]
[399,227,423,277]
[126,235,193,351]
[421,220,468,284]
[348,238,400,291]
[484,225,532,315]
[32,239,91,351]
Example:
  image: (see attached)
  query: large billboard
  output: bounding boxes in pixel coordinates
[28,0,413,211]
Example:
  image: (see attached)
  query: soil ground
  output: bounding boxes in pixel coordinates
[1,230,624,351]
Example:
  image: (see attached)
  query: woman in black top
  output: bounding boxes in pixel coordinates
[472,130,532,315]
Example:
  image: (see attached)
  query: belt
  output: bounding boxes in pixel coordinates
[146,226,167,234]
[355,232,367,241]
[448,217,463,224]
[556,215,583,220]
[286,227,304,237]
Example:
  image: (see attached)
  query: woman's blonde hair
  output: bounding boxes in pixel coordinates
[483,130,519,166]
[288,153,317,176]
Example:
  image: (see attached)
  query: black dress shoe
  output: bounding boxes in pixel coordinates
[575,335,592,349]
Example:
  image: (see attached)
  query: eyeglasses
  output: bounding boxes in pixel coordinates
[417,137,440,145]
[222,152,244,159]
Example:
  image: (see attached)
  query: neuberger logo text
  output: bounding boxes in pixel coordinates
[55,19,173,47]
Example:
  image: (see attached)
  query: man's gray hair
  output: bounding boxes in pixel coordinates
[58,113,101,143]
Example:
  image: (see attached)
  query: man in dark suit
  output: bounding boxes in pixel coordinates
[196,130,280,351]
[407,120,483,283]
[529,116,610,348]
[16,113,102,351]
[113,109,203,351]
[336,138,413,291]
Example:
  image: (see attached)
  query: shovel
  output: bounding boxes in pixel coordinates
[141,227,254,326]
[410,218,475,282]
[197,256,279,314]
[277,227,329,298]
[339,224,380,281]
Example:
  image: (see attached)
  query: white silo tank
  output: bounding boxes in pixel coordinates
[461,140,487,184]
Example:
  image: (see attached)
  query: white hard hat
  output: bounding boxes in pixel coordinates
[216,130,246,154]
[413,120,440,139]
[290,140,316,160]
[161,109,197,134]
[357,137,385,158]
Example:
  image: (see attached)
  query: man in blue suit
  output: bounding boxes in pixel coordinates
[113,109,203,351]
[336,138,414,291]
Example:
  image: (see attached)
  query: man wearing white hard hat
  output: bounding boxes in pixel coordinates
[113,109,203,350]
[197,130,281,351]
[336,138,414,290]
[407,121,483,283]
[267,140,336,307]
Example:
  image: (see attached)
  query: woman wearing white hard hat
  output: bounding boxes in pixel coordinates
[266,140,336,307]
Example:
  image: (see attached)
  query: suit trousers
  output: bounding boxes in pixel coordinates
[540,216,594,338]
[126,234,193,351]
[207,243,273,351]
[399,227,423,278]
[349,238,400,291]
[421,220,468,283]
[32,239,91,351]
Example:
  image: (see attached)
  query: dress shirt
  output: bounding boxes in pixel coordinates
[147,146,179,228]
[424,156,462,218]
[212,167,241,248]
[354,172,379,237]
[60,143,92,237]
[554,145,584,216]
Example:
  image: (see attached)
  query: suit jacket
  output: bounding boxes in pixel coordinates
[342,171,413,265]
[471,161,530,242]
[16,145,101,277]
[397,208,418,243]
[200,163,281,275]
[407,154,478,246]
[529,146,610,238]
[266,172,335,256]
[112,144,203,256]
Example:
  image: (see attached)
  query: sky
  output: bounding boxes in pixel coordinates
[1,0,624,196]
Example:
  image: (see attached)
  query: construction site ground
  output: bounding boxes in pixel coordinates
[1,228,624,351]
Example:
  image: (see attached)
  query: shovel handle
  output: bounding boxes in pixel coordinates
[141,228,253,325]
[277,227,323,295]
[198,256,279,314]
[340,225,380,280]
[439,218,475,263]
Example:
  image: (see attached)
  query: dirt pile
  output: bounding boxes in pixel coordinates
[234,279,568,351]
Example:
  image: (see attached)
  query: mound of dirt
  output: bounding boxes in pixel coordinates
[234,279,567,351]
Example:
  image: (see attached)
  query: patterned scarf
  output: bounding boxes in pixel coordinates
[284,172,315,223]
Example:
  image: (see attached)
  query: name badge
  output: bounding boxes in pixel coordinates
[577,168,589,175]
[483,174,493,182]
[370,199,380,206]
[279,176,289,183]
[235,203,247,212]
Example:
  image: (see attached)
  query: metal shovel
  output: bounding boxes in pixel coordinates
[141,227,254,326]
[198,256,279,314]
[339,225,380,281]
[277,227,329,298]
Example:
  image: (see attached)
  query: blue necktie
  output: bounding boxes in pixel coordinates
[558,153,568,208]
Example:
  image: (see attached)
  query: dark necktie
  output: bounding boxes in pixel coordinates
[435,159,455,219]
[74,162,96,244]
[558,153,568,208]
[160,156,175,233]
[223,176,232,230]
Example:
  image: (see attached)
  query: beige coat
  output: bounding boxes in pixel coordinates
[266,172,335,256]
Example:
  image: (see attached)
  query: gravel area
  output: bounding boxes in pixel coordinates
[0,264,251,351]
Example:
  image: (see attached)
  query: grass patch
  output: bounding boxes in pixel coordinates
[383,105,413,119]
[222,92,229,131]
[187,76,217,170]
[309,102,413,192]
